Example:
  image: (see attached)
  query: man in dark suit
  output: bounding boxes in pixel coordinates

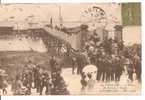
[49,56,57,74]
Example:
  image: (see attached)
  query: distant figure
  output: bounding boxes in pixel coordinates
[119,65,130,85]
[51,72,69,95]
[49,56,57,73]
[80,72,87,95]
[2,79,8,95]
[0,75,8,95]
[22,60,35,95]
[132,69,138,83]
[72,57,77,74]
[133,54,141,82]
[39,69,51,95]
[125,58,134,81]
[87,73,95,90]
[33,65,40,90]
[12,75,23,95]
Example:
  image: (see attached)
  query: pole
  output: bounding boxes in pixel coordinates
[59,5,63,29]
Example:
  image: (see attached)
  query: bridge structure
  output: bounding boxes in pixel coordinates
[42,26,85,51]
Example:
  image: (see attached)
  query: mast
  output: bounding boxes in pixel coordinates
[59,5,63,29]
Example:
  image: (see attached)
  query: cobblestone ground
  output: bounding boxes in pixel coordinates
[0,68,141,95]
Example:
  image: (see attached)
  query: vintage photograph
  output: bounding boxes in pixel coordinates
[0,3,141,95]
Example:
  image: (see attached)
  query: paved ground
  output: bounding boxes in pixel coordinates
[62,68,141,95]
[0,68,141,95]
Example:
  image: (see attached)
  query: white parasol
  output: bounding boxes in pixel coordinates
[82,64,97,73]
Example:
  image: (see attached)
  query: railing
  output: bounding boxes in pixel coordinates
[43,26,79,50]
[43,26,70,43]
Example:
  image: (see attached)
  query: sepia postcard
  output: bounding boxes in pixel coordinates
[0,3,141,95]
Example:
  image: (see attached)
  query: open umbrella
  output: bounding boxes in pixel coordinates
[82,64,97,73]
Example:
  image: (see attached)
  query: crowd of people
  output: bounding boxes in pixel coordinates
[11,58,69,95]
[0,28,141,95]
[70,31,141,84]
[0,69,8,95]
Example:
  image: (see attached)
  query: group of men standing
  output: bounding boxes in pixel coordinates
[71,31,141,83]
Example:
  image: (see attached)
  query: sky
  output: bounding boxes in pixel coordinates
[0,3,121,28]
[0,3,141,45]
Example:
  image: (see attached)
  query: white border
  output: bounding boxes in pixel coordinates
[1,0,143,3]
[1,0,145,100]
